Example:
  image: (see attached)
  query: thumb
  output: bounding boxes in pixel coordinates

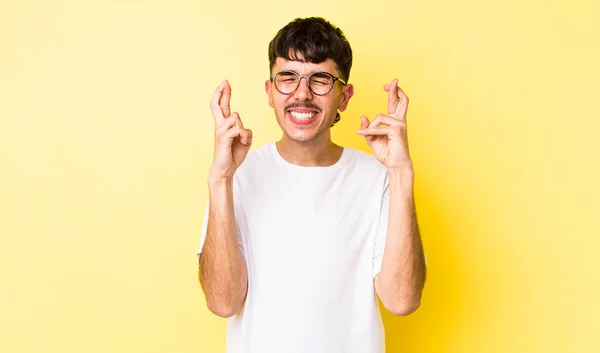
[358,116,375,144]
[359,115,370,129]
[246,129,253,147]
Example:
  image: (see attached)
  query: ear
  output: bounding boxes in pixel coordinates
[265,80,274,108]
[338,84,354,112]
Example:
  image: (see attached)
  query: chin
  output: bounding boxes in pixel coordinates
[283,129,320,143]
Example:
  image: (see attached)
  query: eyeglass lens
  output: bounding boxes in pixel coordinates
[274,72,334,95]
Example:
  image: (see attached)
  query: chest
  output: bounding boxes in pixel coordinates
[241,177,380,275]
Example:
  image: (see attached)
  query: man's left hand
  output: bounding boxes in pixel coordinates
[357,79,413,174]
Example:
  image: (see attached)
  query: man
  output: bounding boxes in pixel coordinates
[197,17,426,353]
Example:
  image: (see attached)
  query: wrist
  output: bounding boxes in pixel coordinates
[387,168,415,191]
[208,169,234,189]
[387,167,414,181]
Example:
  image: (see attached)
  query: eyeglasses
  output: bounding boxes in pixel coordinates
[270,71,347,96]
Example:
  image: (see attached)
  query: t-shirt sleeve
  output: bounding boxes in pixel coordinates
[196,197,244,261]
[372,177,390,278]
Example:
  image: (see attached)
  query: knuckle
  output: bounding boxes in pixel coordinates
[216,119,234,133]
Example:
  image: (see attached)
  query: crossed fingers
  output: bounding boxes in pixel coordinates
[384,78,409,121]
[210,80,232,122]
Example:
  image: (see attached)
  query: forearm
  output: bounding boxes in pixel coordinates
[375,170,426,315]
[199,177,248,318]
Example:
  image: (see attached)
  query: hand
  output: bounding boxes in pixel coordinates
[209,80,253,182]
[356,78,413,173]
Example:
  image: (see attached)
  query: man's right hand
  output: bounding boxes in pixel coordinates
[209,80,253,183]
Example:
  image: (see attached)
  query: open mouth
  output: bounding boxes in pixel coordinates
[287,108,319,125]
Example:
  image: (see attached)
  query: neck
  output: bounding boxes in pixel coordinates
[276,133,343,167]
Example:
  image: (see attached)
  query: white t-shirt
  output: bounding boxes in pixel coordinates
[197,142,390,353]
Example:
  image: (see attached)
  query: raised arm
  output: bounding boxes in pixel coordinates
[199,80,253,318]
[356,79,426,315]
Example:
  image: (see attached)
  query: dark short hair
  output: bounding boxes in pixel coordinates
[268,17,353,82]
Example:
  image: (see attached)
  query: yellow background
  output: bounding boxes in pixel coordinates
[1,0,599,352]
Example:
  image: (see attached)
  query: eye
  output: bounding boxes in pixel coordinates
[277,72,297,81]
[310,73,332,85]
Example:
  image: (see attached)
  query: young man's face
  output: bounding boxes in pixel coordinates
[265,57,354,143]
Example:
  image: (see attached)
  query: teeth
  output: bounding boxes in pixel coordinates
[289,111,316,120]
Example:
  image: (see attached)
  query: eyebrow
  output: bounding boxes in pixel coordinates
[278,69,334,76]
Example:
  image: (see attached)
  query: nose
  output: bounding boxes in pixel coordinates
[293,77,313,101]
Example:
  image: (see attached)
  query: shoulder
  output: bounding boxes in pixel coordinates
[344,147,387,176]
[235,142,276,178]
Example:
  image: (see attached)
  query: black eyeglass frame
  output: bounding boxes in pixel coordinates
[269,71,347,96]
